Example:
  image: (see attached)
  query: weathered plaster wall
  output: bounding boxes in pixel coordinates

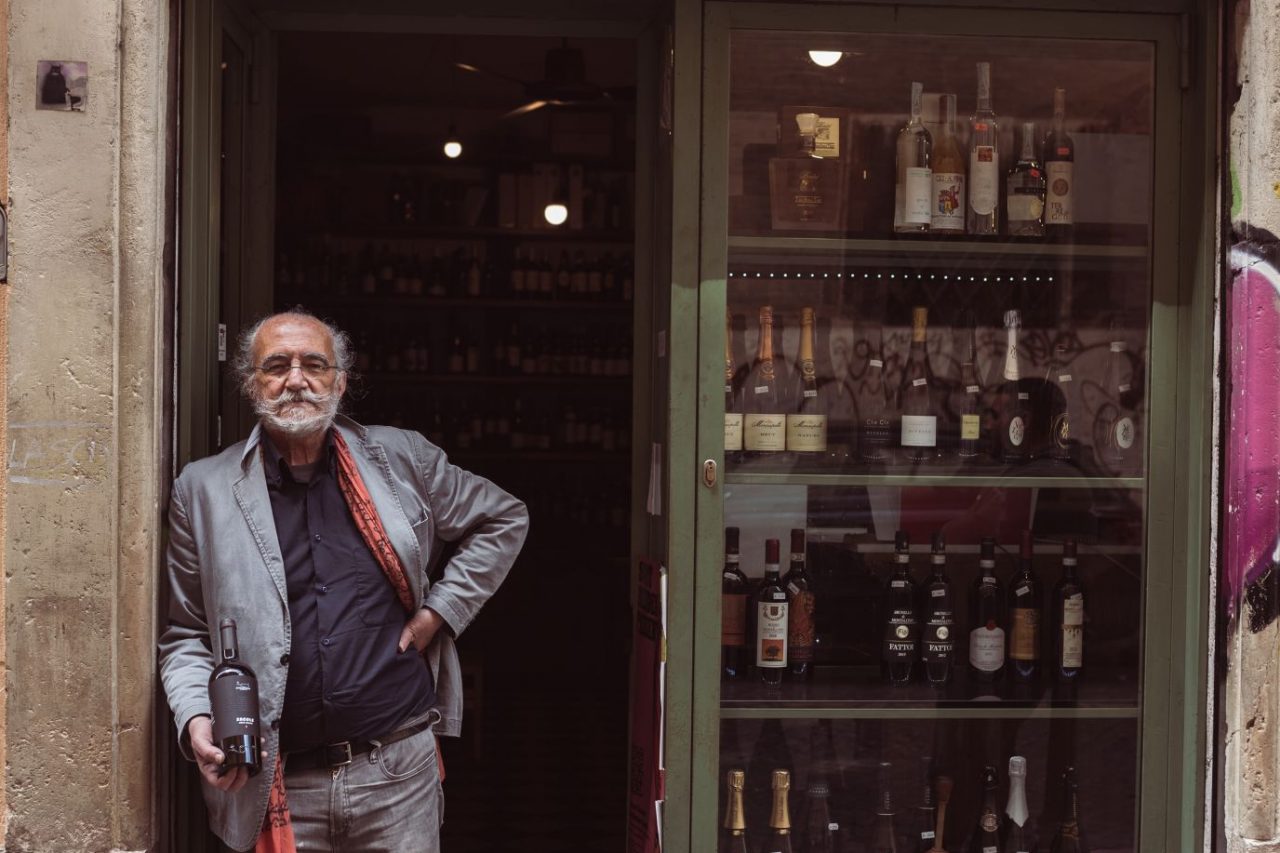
[1223,0,1280,848]
[4,0,168,850]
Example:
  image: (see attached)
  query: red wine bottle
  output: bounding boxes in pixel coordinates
[722,526,751,680]
[1053,540,1085,681]
[883,531,920,686]
[208,617,262,777]
[784,528,816,680]
[922,532,955,687]
[1007,531,1043,682]
[969,538,1007,683]
[755,538,789,687]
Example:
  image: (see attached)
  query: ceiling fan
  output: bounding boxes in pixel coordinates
[456,38,633,119]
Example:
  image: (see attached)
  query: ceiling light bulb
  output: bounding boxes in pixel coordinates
[808,50,843,67]
[443,139,462,159]
[544,202,568,226]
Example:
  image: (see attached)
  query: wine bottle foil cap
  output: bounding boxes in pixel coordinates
[980,537,997,555]
[760,305,774,322]
[932,531,945,552]
[1063,539,1077,558]
[765,538,781,563]
[1008,756,1027,777]
[800,306,815,323]
[772,769,791,788]
[1005,310,1021,328]
[728,769,745,786]
[808,783,830,797]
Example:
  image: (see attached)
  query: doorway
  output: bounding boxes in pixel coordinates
[173,4,647,850]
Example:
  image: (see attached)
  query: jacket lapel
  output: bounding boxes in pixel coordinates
[233,424,289,606]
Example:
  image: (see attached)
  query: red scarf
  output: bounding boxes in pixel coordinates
[255,430,431,853]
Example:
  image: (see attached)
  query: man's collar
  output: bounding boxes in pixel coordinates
[261,429,337,486]
[242,414,368,469]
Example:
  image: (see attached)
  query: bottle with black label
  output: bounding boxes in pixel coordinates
[914,756,938,853]
[1040,340,1074,463]
[883,531,920,686]
[995,310,1030,464]
[922,532,955,687]
[856,320,894,465]
[1007,531,1043,682]
[722,527,751,681]
[967,765,1002,853]
[1053,539,1085,681]
[784,528,816,680]
[1001,756,1032,853]
[208,617,262,777]
[721,768,750,853]
[755,538,790,687]
[969,538,1007,683]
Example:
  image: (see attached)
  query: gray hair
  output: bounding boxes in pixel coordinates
[233,309,356,399]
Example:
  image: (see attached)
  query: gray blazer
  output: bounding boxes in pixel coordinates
[157,415,529,851]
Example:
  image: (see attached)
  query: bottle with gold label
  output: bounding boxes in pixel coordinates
[786,307,829,467]
[721,768,750,853]
[1039,339,1073,463]
[956,314,986,462]
[743,306,787,462]
[725,312,744,465]
[1007,530,1043,682]
[899,306,939,464]
[765,769,795,853]
[783,528,815,680]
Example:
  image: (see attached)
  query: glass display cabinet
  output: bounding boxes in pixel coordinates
[684,4,1200,852]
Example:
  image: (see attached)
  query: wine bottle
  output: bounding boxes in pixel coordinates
[822,315,858,470]
[895,81,933,234]
[722,527,751,681]
[208,617,262,777]
[856,321,894,464]
[1040,340,1073,463]
[968,765,1001,853]
[1043,87,1075,237]
[922,531,955,687]
[756,538,790,687]
[802,783,837,853]
[1053,539,1085,681]
[744,306,788,461]
[933,776,954,853]
[725,312,744,464]
[784,528,816,680]
[1008,530,1042,682]
[1048,767,1087,853]
[883,530,919,686]
[787,307,829,464]
[970,537,1007,683]
[899,306,939,464]
[721,768,750,853]
[957,314,986,462]
[995,310,1030,464]
[870,761,899,853]
[967,62,1001,236]
[1001,756,1031,853]
[931,93,967,235]
[766,769,796,853]
[1005,122,1045,238]
[1094,331,1140,474]
[914,756,938,853]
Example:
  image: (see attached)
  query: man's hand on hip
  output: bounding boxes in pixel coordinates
[399,606,444,654]
[188,715,254,792]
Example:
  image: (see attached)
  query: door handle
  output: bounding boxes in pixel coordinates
[703,459,717,489]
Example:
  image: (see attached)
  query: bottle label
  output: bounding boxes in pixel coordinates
[1008,415,1026,447]
[725,413,744,451]
[905,167,933,224]
[209,674,262,742]
[961,413,981,441]
[1007,188,1044,224]
[1114,416,1136,449]
[969,147,999,214]
[722,592,748,647]
[932,171,966,230]
[920,830,936,840]
[970,626,1005,671]
[786,413,828,452]
[788,589,816,663]
[1052,412,1070,448]
[745,415,786,451]
[757,601,789,667]
[923,615,954,662]
[1062,594,1084,667]
[901,415,938,447]
[883,609,919,661]
[1011,608,1041,660]
[1045,160,1074,224]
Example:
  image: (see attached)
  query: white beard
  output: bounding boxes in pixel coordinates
[254,386,340,437]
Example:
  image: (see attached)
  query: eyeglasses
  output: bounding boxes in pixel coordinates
[255,356,341,380]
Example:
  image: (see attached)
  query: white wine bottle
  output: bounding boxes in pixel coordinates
[899,306,939,464]
[931,93,966,235]
[895,82,933,234]
[967,62,1001,236]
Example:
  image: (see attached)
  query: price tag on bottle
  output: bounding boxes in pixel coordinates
[931,588,946,597]
[755,386,769,394]
[1059,374,1072,383]
[804,390,817,398]
[966,384,980,393]
[912,378,927,387]
[891,580,907,588]
[1016,585,1030,596]
[870,359,884,368]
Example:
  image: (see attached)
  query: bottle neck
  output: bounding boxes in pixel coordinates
[799,316,816,364]
[909,82,923,123]
[1053,88,1067,134]
[975,64,993,113]
[1004,324,1020,381]
[757,319,775,362]
[770,785,792,830]
[725,782,747,832]
[1006,773,1029,827]
[1020,122,1036,161]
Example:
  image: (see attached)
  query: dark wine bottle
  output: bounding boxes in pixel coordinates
[856,321,894,465]
[744,306,787,462]
[787,307,829,467]
[883,531,919,686]
[914,756,938,853]
[1043,87,1076,240]
[922,532,955,687]
[899,307,939,464]
[1007,531,1043,682]
[755,538,790,687]
[968,765,1001,853]
[1053,540,1085,681]
[208,617,262,777]
[969,538,1007,683]
[995,310,1030,464]
[721,768,750,853]
[1049,767,1087,853]
[784,528,816,680]
[725,312,744,465]
[870,761,899,853]
[722,527,751,680]
[766,769,796,853]
[1001,756,1032,853]
[821,315,858,470]
[1040,340,1073,463]
[957,313,986,462]
[802,783,837,853]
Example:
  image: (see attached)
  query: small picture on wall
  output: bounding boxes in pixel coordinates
[37,60,87,112]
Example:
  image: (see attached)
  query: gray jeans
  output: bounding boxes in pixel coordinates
[285,711,443,852]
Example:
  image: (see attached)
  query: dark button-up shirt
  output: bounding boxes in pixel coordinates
[263,433,434,752]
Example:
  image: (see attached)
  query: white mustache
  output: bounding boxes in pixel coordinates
[255,386,340,436]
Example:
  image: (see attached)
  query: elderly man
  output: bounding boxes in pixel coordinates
[159,310,528,852]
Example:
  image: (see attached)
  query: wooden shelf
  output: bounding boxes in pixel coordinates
[451,450,630,464]
[360,372,631,386]
[297,225,634,243]
[725,471,1144,490]
[728,235,1149,259]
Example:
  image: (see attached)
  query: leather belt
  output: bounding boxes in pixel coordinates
[285,718,434,773]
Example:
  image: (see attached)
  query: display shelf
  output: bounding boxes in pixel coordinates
[451,450,631,464]
[728,235,1149,259]
[724,470,1144,490]
[360,372,631,386]
[299,224,634,243]
[284,294,633,311]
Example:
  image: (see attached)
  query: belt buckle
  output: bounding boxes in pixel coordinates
[325,741,353,768]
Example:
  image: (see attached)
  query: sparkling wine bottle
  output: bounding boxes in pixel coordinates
[1040,340,1073,463]
[1049,767,1087,853]
[995,310,1030,464]
[856,320,894,464]
[895,82,933,234]
[721,768,750,853]
[744,306,787,461]
[766,769,796,853]
[802,783,837,853]
[970,537,1007,683]
[967,62,1001,236]
[968,765,1001,853]
[755,538,789,687]
[931,93,967,235]
[1043,87,1076,238]
[899,306,939,464]
[1006,122,1045,237]
[922,531,956,687]
[787,307,829,465]
[208,617,262,777]
[1007,530,1043,682]
[784,528,816,680]
[914,756,938,852]
[883,530,919,686]
[1053,540,1085,681]
[870,761,899,853]
[1001,756,1032,853]
[722,527,751,681]
[725,312,744,465]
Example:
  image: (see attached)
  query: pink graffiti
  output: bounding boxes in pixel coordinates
[1226,242,1280,619]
